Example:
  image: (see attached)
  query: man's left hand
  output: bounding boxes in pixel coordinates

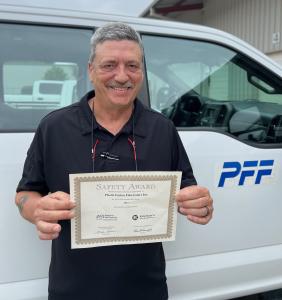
[176,185,213,225]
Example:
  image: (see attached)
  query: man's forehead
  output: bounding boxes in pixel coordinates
[95,40,143,60]
[96,39,141,51]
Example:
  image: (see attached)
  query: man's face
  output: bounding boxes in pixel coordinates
[88,40,144,109]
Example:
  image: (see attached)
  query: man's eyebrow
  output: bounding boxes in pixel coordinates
[127,60,141,64]
[100,59,117,64]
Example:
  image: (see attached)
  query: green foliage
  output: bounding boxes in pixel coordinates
[43,66,69,80]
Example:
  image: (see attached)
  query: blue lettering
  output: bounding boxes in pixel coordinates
[218,162,241,187]
[218,159,274,187]
[255,160,274,184]
[238,161,258,185]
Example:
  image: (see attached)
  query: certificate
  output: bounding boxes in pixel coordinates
[70,171,181,248]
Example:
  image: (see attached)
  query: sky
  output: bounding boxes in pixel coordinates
[0,0,156,16]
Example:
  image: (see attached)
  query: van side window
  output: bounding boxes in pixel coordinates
[0,24,92,132]
[142,35,282,145]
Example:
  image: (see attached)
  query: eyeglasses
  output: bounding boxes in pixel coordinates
[91,137,138,172]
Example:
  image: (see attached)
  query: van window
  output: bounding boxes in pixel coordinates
[0,24,92,132]
[142,35,282,145]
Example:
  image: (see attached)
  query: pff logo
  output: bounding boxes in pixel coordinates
[218,159,274,187]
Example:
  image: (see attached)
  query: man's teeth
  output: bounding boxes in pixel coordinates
[110,87,131,90]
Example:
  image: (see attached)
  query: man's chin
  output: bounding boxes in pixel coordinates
[111,100,134,109]
[108,95,136,107]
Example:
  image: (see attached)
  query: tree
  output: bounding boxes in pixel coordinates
[43,66,68,80]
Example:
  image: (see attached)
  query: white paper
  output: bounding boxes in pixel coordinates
[70,171,181,248]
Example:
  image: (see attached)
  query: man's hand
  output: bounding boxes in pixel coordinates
[176,185,213,225]
[16,191,75,240]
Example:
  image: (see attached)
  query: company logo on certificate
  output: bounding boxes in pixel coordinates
[70,171,181,248]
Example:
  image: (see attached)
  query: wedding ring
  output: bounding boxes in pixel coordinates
[204,206,210,217]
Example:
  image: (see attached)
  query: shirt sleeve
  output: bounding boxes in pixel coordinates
[171,125,197,188]
[16,125,49,195]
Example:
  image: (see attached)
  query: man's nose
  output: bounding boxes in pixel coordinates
[114,65,129,82]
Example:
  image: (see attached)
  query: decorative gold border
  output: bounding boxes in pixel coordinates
[73,174,178,246]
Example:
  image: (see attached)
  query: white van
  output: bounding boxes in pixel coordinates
[1,4,282,300]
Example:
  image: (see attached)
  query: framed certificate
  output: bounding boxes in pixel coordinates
[70,171,181,248]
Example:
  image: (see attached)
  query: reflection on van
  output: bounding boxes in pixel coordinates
[0,23,91,131]
[5,79,77,109]
[143,35,282,145]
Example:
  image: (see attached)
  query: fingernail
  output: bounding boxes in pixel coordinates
[54,225,61,232]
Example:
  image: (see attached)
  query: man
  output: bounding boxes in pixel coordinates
[15,22,213,300]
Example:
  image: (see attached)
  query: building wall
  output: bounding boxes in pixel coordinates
[148,1,281,55]
[170,9,203,24]
[203,0,282,55]
[268,51,282,65]
[164,0,282,65]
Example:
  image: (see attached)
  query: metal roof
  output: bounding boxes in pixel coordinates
[141,0,203,19]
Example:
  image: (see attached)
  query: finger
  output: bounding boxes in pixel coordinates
[36,220,61,233]
[50,191,70,201]
[179,206,210,217]
[187,213,213,225]
[36,209,75,222]
[176,186,210,203]
[38,231,60,240]
[39,196,75,211]
[177,196,210,209]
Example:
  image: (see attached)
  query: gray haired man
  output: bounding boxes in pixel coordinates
[16,22,213,300]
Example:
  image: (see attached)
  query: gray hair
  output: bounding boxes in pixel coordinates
[89,22,144,64]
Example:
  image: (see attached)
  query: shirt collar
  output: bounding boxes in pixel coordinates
[78,90,147,138]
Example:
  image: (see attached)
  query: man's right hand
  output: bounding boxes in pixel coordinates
[15,191,75,240]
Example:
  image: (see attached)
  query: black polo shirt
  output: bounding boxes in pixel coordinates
[17,91,196,300]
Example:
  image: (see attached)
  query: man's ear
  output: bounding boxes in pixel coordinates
[88,63,95,83]
[88,63,93,74]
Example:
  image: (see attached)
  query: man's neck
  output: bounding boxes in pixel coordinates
[89,98,134,135]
